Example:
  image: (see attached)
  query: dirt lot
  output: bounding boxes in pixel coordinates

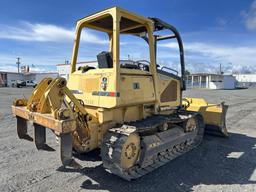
[0,87,256,192]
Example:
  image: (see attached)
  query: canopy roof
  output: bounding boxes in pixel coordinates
[77,7,153,34]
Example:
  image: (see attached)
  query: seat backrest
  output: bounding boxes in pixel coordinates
[97,51,113,68]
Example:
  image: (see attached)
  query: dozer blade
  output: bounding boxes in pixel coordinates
[183,98,228,137]
[17,116,33,141]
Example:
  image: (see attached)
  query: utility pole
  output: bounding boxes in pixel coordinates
[64,59,69,64]
[16,57,21,73]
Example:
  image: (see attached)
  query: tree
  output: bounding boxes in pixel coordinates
[185,70,190,75]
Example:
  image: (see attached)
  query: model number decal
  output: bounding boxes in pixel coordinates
[92,91,120,97]
[71,90,83,94]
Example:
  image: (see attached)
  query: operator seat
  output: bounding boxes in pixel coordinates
[97,51,113,68]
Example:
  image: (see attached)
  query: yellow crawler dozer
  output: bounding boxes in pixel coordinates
[12,7,228,180]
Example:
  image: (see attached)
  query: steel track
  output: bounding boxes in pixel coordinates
[101,113,204,180]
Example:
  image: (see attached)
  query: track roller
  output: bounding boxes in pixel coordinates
[101,113,204,180]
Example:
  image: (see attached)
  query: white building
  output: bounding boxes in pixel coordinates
[186,73,236,89]
[0,71,58,87]
[23,72,59,83]
[57,61,98,79]
[233,74,256,83]
[0,72,23,87]
[233,74,256,88]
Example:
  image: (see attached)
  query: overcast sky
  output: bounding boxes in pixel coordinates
[0,0,255,74]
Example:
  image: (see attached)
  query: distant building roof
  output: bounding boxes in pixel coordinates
[56,61,97,66]
[23,72,58,75]
[0,71,57,75]
[188,73,222,76]
[0,71,22,74]
[233,73,256,76]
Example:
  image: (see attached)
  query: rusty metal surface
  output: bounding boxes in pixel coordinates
[34,123,46,149]
[17,116,33,141]
[60,133,82,168]
[12,105,76,134]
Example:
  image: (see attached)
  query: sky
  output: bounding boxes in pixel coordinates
[0,0,255,74]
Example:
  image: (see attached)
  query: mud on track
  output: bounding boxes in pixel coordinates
[0,87,256,192]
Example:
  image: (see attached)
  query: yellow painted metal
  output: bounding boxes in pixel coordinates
[68,6,181,111]
[12,106,76,134]
[12,77,89,132]
[27,77,53,111]
[12,6,228,166]
[120,133,140,169]
[183,98,228,137]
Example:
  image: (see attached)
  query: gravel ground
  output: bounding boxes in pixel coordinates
[0,87,256,192]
